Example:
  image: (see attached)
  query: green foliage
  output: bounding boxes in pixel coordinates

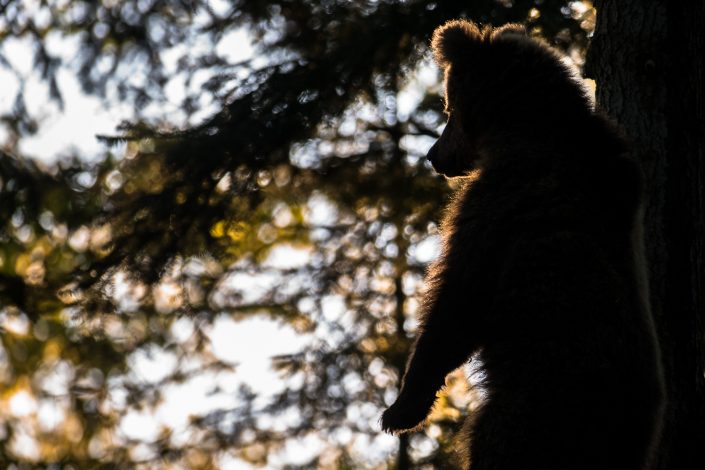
[0,0,594,467]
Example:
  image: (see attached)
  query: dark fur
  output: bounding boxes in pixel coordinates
[381,21,665,469]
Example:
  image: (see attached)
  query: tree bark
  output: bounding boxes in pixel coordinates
[394,274,412,470]
[586,1,705,468]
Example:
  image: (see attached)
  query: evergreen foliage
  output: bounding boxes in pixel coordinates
[0,1,593,467]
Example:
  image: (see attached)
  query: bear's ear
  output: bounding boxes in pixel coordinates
[431,20,482,68]
[490,23,527,40]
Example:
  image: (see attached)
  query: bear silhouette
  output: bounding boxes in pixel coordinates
[381,20,665,470]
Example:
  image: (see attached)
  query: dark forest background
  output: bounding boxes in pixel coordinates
[0,1,703,468]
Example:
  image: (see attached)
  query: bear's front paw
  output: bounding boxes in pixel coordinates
[380,393,436,434]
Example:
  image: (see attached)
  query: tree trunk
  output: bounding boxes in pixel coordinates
[394,273,412,470]
[586,1,705,468]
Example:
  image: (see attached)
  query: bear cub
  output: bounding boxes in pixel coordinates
[381,20,664,470]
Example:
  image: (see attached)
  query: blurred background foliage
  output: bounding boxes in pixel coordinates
[0,1,595,468]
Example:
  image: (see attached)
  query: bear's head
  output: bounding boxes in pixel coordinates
[426,20,594,177]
